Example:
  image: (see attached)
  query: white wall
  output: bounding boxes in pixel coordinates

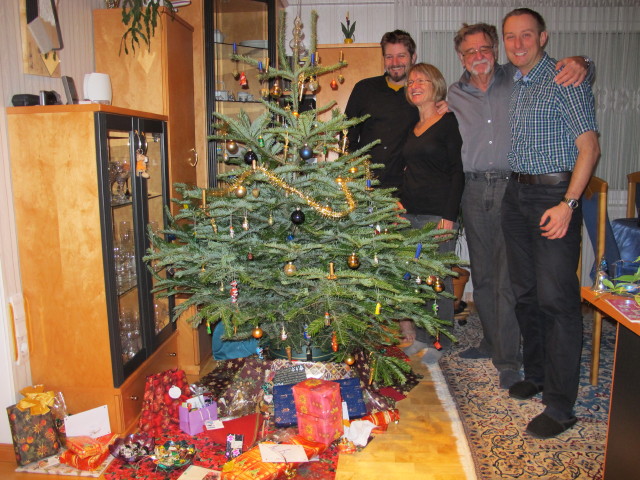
[0,0,104,445]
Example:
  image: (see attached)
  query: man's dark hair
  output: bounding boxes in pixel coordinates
[380,30,416,58]
[502,8,547,34]
[453,23,499,56]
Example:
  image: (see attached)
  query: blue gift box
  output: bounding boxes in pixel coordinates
[336,378,367,419]
[273,377,366,427]
[273,384,297,427]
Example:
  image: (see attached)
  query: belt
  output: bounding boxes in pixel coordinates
[465,171,511,181]
[511,171,572,185]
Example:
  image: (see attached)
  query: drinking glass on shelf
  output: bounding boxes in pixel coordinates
[113,159,130,203]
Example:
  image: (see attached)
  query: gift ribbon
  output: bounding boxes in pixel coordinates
[16,385,55,415]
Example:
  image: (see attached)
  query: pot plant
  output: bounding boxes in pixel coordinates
[119,0,174,54]
[341,12,355,43]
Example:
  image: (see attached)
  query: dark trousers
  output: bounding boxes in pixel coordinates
[462,173,521,372]
[501,179,583,418]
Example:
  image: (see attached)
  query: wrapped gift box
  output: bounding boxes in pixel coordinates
[297,412,343,446]
[336,378,367,419]
[221,443,288,480]
[272,384,297,427]
[6,405,60,466]
[292,378,341,417]
[179,403,218,436]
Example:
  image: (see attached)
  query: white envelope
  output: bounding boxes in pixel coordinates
[63,405,111,438]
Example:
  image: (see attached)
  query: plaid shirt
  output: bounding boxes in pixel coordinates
[508,53,598,174]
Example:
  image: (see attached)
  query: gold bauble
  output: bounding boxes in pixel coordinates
[252,326,263,339]
[349,166,358,174]
[433,278,445,293]
[284,262,297,276]
[344,354,355,366]
[347,252,361,270]
[426,275,437,286]
[226,140,239,154]
[252,187,260,198]
[235,186,247,198]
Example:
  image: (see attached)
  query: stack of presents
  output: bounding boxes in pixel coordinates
[6,349,416,479]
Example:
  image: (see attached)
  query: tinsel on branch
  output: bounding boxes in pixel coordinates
[145,10,460,386]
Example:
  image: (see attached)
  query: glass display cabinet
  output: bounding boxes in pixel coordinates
[7,105,177,433]
[204,0,278,185]
[97,112,174,386]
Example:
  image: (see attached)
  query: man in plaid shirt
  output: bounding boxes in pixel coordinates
[500,8,600,439]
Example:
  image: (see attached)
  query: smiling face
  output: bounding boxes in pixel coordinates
[458,31,496,77]
[383,42,416,84]
[503,13,548,75]
[406,70,435,106]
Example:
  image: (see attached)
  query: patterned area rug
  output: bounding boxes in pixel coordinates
[440,311,613,479]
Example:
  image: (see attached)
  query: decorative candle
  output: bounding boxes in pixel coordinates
[232,43,237,54]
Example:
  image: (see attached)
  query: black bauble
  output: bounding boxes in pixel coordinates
[299,144,314,160]
[244,150,258,165]
[290,208,305,225]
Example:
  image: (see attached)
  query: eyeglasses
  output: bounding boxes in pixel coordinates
[461,46,494,57]
[406,78,432,87]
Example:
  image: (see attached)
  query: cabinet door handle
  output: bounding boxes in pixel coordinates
[168,352,177,357]
[188,148,198,167]
[128,395,139,401]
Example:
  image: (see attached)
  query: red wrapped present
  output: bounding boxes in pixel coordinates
[292,378,341,417]
[59,433,117,471]
[6,385,61,466]
[359,408,400,432]
[297,413,343,446]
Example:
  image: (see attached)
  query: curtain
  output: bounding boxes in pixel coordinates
[395,0,640,190]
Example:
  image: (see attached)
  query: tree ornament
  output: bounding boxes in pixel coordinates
[415,276,422,285]
[239,71,248,87]
[229,225,235,238]
[375,302,381,315]
[281,325,288,341]
[327,262,337,280]
[247,252,254,261]
[219,281,224,292]
[285,345,292,361]
[344,354,355,366]
[324,312,331,326]
[252,326,263,339]
[284,261,297,275]
[258,136,265,147]
[270,79,282,98]
[373,253,379,264]
[349,166,358,174]
[244,149,258,165]
[251,187,260,198]
[338,74,345,84]
[308,77,319,92]
[347,252,360,269]
[330,78,338,90]
[226,140,239,154]
[290,208,305,225]
[299,144,314,160]
[210,218,218,234]
[331,332,338,352]
[433,277,445,293]
[426,275,437,286]
[286,234,295,242]
[230,280,239,303]
[268,214,274,226]
[235,186,247,198]
[242,216,249,230]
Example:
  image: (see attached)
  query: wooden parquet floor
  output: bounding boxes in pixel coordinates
[0,359,469,480]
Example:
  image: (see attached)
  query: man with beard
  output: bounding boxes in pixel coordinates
[345,30,419,192]
[447,23,592,389]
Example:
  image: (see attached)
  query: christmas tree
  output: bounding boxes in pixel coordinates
[145,11,459,386]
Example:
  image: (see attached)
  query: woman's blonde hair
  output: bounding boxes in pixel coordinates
[405,63,447,103]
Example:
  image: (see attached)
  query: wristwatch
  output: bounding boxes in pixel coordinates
[562,197,579,210]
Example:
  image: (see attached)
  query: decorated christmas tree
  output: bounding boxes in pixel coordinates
[145,11,459,386]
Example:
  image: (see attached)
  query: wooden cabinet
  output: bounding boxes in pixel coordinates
[315,43,384,120]
[93,8,197,213]
[6,104,178,435]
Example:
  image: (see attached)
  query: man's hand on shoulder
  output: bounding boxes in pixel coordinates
[435,100,449,115]
[554,56,589,87]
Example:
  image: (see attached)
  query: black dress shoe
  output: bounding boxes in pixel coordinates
[508,380,543,400]
[526,413,577,438]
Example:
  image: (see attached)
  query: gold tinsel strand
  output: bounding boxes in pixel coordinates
[209,166,357,218]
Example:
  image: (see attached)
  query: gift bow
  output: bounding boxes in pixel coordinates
[16,385,55,415]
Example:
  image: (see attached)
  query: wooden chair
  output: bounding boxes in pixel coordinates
[626,171,640,218]
[582,176,608,385]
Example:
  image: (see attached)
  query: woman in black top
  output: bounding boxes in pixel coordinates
[399,63,464,362]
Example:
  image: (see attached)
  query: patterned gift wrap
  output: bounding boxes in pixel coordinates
[335,378,367,419]
[221,442,289,480]
[272,384,297,427]
[297,412,343,446]
[6,405,60,466]
[292,379,341,417]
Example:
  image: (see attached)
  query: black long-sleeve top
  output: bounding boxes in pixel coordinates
[345,75,419,191]
[399,112,464,222]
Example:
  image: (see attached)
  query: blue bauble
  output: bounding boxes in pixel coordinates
[299,144,314,160]
[244,150,258,165]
